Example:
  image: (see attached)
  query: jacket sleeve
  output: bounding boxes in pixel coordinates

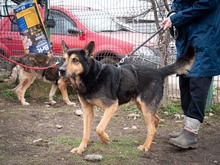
[170,0,218,28]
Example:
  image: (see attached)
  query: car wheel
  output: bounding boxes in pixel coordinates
[100,56,120,64]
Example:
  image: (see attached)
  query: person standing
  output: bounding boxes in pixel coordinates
[162,0,220,149]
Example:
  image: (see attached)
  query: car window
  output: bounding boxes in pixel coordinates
[50,9,77,35]
[72,9,134,32]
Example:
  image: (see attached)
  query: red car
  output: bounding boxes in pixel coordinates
[0,5,160,68]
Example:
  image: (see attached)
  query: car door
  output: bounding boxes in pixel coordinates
[1,18,24,56]
[50,9,87,55]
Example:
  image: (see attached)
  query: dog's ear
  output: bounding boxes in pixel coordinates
[62,40,69,53]
[84,41,95,58]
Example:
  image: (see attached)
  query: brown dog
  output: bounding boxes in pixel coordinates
[59,41,195,154]
[5,44,75,106]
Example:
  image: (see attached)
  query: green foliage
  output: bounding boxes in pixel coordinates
[0,154,7,162]
[0,79,78,102]
[0,83,30,100]
[54,135,81,146]
[86,137,143,164]
[122,103,139,113]
[51,135,143,164]
[0,83,17,100]
[165,101,182,114]
[3,90,17,100]
[205,103,220,115]
[157,100,181,116]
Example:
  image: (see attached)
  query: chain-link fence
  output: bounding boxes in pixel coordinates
[0,0,219,104]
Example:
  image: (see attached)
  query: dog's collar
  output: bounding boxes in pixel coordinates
[115,63,121,68]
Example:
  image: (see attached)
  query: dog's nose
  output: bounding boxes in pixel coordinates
[59,69,66,76]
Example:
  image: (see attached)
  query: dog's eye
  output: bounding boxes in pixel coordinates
[72,58,79,64]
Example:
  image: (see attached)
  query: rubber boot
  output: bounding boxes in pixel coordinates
[169,129,183,138]
[169,115,186,138]
[169,117,200,149]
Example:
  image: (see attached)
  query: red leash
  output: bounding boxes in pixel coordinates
[0,54,58,70]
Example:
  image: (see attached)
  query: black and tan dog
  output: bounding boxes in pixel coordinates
[59,41,195,154]
[5,43,75,106]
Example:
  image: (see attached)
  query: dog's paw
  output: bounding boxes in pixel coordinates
[70,147,84,154]
[66,101,76,106]
[137,145,149,152]
[22,101,30,106]
[100,133,110,144]
[49,100,57,105]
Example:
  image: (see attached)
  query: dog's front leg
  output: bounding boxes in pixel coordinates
[96,101,118,144]
[49,84,58,105]
[70,97,94,154]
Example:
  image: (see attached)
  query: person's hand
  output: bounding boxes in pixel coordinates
[162,17,173,30]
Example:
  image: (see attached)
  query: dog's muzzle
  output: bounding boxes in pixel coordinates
[59,69,66,77]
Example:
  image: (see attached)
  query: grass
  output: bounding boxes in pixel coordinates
[0,154,7,163]
[3,89,17,100]
[0,82,31,100]
[0,79,78,103]
[50,135,143,164]
[8,134,143,165]
[53,135,81,146]
[85,137,143,164]
[0,83,17,100]
[121,100,183,116]
[206,103,220,114]
[165,100,182,114]
[121,103,140,113]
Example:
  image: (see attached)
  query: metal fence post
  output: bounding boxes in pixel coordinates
[206,79,213,108]
[45,0,50,42]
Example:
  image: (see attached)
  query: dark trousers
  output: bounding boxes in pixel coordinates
[179,76,213,123]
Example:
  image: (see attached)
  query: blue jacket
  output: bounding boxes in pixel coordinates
[170,0,220,77]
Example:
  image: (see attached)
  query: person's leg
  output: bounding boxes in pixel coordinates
[169,76,190,138]
[169,77,213,148]
[186,77,213,123]
[179,76,191,115]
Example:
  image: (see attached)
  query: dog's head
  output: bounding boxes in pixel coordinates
[59,41,95,78]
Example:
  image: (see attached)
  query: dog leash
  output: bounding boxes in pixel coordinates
[0,53,59,70]
[118,27,164,64]
[1,27,164,69]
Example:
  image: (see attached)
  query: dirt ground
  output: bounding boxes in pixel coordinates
[0,86,220,165]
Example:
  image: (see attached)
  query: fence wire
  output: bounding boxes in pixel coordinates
[0,0,219,104]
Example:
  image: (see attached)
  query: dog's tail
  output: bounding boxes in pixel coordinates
[4,66,18,84]
[159,46,196,78]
